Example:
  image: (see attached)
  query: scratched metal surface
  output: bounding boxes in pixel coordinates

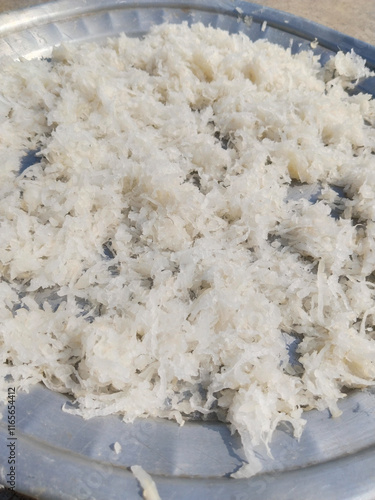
[0,1,375,499]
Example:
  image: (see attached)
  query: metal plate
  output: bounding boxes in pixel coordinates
[0,1,375,499]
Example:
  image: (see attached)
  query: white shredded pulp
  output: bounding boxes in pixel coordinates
[130,465,161,500]
[1,23,375,478]
[113,441,122,455]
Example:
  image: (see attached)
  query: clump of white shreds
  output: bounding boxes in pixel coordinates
[1,23,375,478]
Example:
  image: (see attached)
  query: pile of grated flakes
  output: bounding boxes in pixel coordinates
[1,22,375,477]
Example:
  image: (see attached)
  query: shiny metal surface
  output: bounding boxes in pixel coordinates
[0,1,375,499]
